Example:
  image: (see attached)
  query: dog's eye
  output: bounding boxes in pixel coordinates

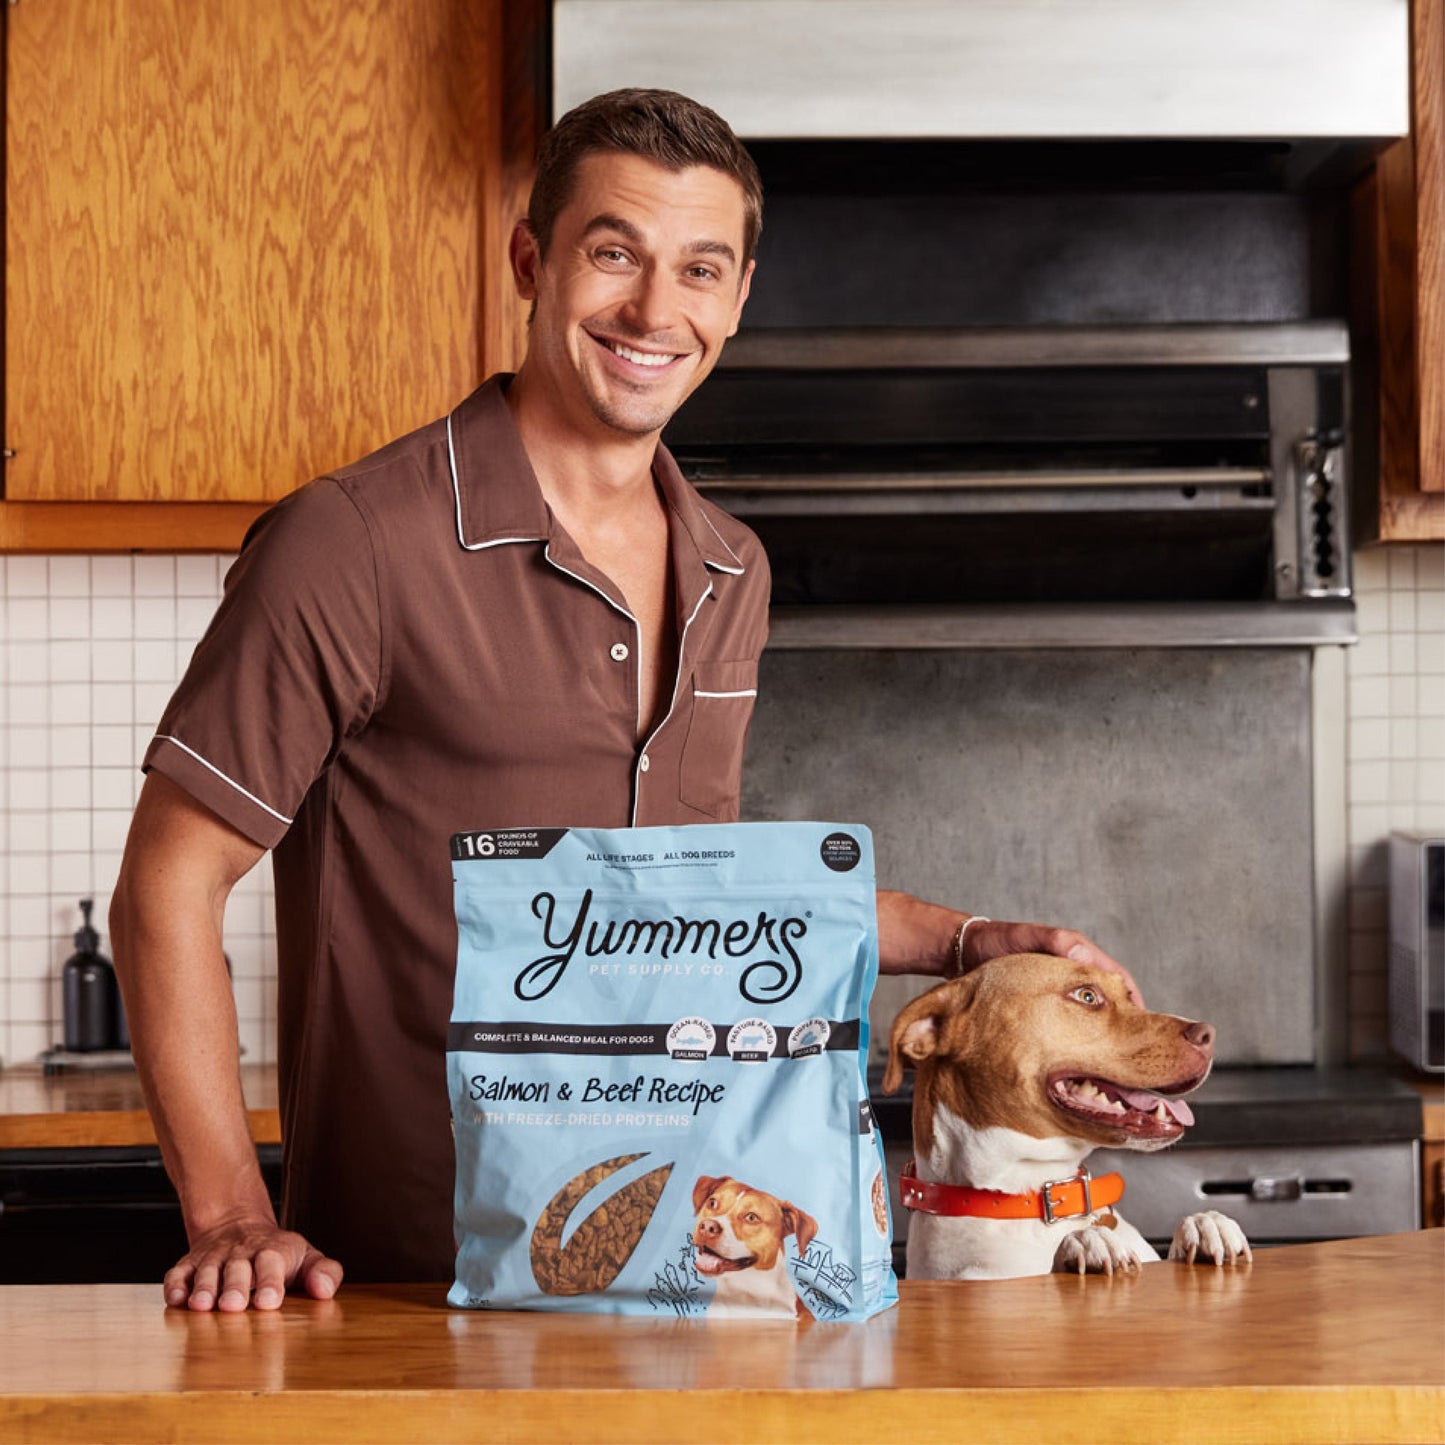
[1069,986,1104,1007]
[744,1211,761,1224]
[706,1197,719,1210]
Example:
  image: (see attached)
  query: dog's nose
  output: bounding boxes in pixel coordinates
[698,1219,721,1240]
[1183,1020,1216,1050]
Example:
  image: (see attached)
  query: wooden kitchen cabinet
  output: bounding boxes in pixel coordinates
[1,0,545,551]
[1415,1077,1445,1227]
[1353,0,1444,542]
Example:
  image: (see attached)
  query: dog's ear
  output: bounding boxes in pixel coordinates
[881,977,974,1094]
[781,1203,819,1257]
[692,1175,727,1213]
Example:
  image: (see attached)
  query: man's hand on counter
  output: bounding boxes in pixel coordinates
[164,1217,343,1312]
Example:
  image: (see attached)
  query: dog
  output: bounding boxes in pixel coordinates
[881,954,1251,1280]
[691,1174,818,1317]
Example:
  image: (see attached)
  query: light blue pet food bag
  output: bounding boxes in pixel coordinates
[447,821,897,1320]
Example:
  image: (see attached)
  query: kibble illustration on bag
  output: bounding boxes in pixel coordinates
[447,822,898,1320]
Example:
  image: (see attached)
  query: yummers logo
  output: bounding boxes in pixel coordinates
[516,889,807,1005]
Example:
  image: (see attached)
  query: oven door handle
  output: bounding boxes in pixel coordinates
[1248,1176,1304,1202]
[1201,1176,1357,1202]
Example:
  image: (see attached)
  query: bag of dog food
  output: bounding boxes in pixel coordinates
[446,821,897,1320]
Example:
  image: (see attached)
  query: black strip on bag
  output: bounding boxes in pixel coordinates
[446,1019,860,1058]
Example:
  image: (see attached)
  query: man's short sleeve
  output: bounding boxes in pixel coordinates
[145,479,382,849]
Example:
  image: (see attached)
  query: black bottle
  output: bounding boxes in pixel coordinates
[62,898,119,1053]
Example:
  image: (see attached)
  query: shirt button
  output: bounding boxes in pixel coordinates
[610,642,629,662]
[639,754,651,773]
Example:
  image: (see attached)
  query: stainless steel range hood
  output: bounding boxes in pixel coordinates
[554,0,1409,143]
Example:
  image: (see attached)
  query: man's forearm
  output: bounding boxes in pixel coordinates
[875,889,967,977]
[110,776,343,1311]
[111,893,274,1237]
[109,774,275,1241]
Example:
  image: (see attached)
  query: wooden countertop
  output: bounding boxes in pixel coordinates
[0,1064,280,1149]
[0,1231,1440,1445]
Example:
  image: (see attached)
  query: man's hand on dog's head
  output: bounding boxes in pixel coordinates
[873,891,1143,1007]
[961,921,1144,1007]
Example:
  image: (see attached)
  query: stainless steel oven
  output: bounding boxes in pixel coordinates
[666,321,1355,636]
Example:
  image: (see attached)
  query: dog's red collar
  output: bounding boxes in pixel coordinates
[899,1160,1125,1223]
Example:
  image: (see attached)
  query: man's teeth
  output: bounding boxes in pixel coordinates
[609,341,674,368]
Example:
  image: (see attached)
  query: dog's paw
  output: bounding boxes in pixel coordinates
[1168,1211,1253,1267]
[1051,1225,1147,1276]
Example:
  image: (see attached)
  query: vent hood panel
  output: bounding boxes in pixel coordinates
[553,0,1409,141]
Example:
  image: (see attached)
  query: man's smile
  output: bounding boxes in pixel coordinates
[588,329,694,374]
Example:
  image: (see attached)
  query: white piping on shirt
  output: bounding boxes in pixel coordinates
[448,411,545,552]
[153,735,294,826]
[447,409,644,736]
[697,506,746,574]
[694,689,757,699]
[632,583,714,826]
[448,410,745,577]
[542,544,644,734]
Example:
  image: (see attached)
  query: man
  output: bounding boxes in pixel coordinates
[111,89,1134,1313]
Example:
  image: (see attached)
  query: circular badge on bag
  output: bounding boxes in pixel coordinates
[819,832,862,872]
[726,1018,777,1062]
[666,1017,716,1062]
[788,1018,831,1059]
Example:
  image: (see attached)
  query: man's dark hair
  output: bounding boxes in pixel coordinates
[527,88,763,269]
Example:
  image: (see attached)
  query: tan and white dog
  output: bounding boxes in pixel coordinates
[882,954,1251,1280]
[691,1175,818,1317]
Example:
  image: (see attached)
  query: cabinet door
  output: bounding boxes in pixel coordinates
[6,2,497,503]
[1354,0,1444,541]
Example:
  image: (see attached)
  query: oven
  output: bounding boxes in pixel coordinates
[668,322,1355,623]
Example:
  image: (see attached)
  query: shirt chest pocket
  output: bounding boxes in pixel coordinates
[679,660,759,819]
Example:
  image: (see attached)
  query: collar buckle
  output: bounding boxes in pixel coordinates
[1041,1167,1093,1224]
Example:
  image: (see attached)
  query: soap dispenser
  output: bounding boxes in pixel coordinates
[62,898,119,1053]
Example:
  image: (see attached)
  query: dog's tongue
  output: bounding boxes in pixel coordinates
[1115,1086,1195,1126]
[694,1248,752,1276]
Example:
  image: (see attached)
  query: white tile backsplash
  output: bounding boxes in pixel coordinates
[0,552,278,1067]
[1346,541,1445,1060]
[0,542,1441,1067]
